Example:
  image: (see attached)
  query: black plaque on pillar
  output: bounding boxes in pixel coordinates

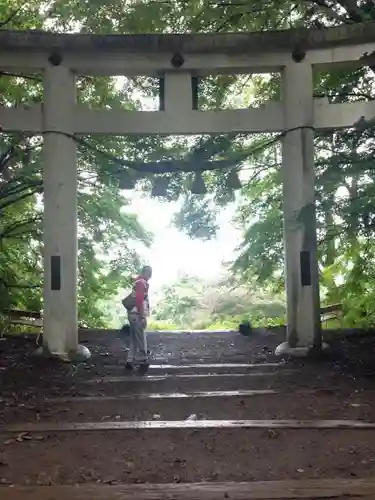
[300,250,311,287]
[159,78,165,111]
[50,255,61,291]
[191,76,199,110]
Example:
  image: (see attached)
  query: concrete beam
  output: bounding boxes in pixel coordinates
[0,24,374,75]
[308,42,375,70]
[0,50,285,75]
[1,22,375,54]
[75,104,283,135]
[1,43,373,76]
[314,99,375,130]
[0,104,42,133]
[0,100,374,136]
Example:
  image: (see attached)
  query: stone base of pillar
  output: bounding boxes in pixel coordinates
[33,343,91,363]
[275,341,329,358]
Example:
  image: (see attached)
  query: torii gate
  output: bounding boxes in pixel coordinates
[0,23,375,361]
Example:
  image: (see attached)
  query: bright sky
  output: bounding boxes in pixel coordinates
[127,193,241,295]
[114,80,244,296]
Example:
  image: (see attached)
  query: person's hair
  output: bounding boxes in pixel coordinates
[141,265,152,275]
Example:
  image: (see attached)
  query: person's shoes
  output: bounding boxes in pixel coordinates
[137,362,150,375]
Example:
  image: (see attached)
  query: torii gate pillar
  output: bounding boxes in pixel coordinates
[276,61,322,357]
[37,63,90,361]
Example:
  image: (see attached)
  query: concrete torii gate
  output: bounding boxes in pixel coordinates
[0,23,375,361]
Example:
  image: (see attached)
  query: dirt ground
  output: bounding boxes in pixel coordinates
[2,429,375,485]
[1,328,375,487]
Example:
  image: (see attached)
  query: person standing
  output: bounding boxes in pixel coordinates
[122,265,152,373]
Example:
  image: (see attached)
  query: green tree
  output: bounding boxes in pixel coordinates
[152,273,285,329]
[0,1,155,326]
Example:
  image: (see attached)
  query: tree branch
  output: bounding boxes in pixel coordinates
[0,180,41,203]
[0,188,40,212]
[0,276,41,290]
[0,144,16,177]
[336,0,367,22]
[306,0,351,23]
[0,71,42,82]
[0,217,41,239]
[0,6,24,28]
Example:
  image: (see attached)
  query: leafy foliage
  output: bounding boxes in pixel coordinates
[0,1,155,326]
[151,273,285,330]
[227,1,375,327]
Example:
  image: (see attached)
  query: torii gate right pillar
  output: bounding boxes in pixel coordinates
[276,60,322,356]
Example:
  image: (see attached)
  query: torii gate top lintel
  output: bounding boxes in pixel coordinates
[0,21,375,56]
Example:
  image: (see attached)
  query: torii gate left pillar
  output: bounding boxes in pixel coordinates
[39,63,90,361]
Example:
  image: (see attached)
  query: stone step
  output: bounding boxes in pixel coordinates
[7,477,375,499]
[100,362,285,375]
[76,371,299,396]
[4,419,375,433]
[54,389,278,400]
[0,428,374,485]
[10,390,373,423]
[90,330,278,365]
[74,371,355,396]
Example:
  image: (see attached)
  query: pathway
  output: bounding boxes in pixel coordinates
[1,329,375,498]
